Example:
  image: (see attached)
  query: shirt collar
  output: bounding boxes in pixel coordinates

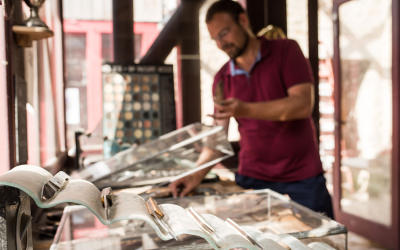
[228,37,269,76]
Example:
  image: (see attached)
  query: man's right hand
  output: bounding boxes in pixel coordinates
[169,147,217,198]
[168,170,208,198]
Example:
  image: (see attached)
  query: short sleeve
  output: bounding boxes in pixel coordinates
[281,39,314,89]
[211,63,229,100]
[211,75,220,98]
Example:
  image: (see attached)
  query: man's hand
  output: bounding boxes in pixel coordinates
[210,83,314,122]
[168,145,218,198]
[211,98,247,120]
[168,171,205,198]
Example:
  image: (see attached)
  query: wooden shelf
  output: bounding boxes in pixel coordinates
[12,25,54,47]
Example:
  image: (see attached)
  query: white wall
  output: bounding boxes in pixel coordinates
[63,0,176,22]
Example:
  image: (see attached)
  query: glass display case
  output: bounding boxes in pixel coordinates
[101,63,176,156]
[75,123,234,189]
[51,189,347,250]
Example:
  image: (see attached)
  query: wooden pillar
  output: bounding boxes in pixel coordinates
[112,0,134,64]
[246,0,287,35]
[7,0,27,165]
[308,0,320,137]
[246,0,268,35]
[392,0,400,247]
[1,0,13,170]
[179,0,202,125]
[59,0,67,151]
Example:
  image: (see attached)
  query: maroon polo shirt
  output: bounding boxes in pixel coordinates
[213,38,323,182]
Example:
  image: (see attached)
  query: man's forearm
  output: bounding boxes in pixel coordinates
[238,83,314,121]
[242,95,313,121]
[194,146,221,178]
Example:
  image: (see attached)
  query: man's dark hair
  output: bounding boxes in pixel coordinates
[205,0,245,23]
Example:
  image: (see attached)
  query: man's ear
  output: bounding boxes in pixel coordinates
[238,13,249,29]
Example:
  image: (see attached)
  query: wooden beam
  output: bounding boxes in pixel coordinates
[112,0,134,64]
[139,4,182,64]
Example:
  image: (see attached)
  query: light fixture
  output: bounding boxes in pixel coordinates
[12,0,53,47]
[22,0,49,29]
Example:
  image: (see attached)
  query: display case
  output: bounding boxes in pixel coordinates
[76,123,234,189]
[51,189,347,250]
[101,63,176,156]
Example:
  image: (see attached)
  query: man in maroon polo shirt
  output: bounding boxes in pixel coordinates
[169,0,333,218]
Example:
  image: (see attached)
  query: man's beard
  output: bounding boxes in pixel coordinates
[222,31,249,59]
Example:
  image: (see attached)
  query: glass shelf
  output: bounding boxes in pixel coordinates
[75,123,234,189]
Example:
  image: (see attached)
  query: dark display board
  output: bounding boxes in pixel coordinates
[102,64,176,156]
